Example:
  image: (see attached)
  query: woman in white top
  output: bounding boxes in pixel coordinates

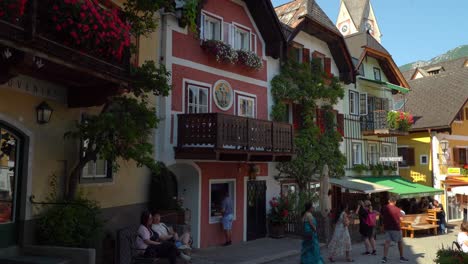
[136,211,178,264]
[458,222,468,253]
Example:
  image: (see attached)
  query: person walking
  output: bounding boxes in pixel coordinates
[301,202,324,264]
[221,191,234,246]
[432,200,447,234]
[381,197,409,263]
[357,200,376,255]
[328,204,353,262]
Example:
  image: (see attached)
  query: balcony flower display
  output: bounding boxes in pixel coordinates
[0,0,28,23]
[201,39,263,70]
[201,39,238,64]
[237,50,263,70]
[48,0,131,61]
[387,110,414,132]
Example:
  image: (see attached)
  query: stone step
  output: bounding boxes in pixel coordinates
[0,255,70,264]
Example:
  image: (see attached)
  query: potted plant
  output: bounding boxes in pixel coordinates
[268,196,290,238]
[352,164,368,175]
[369,164,384,176]
[434,246,468,264]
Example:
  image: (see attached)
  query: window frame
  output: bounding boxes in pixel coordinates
[352,141,363,165]
[236,92,256,118]
[201,11,223,41]
[368,143,379,165]
[349,90,360,116]
[398,146,415,167]
[420,154,428,165]
[186,84,210,114]
[381,143,392,166]
[233,24,251,51]
[209,179,236,224]
[79,114,113,184]
[373,67,382,81]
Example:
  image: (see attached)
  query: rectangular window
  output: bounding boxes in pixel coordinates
[186,85,209,114]
[398,147,415,167]
[349,90,359,115]
[234,26,250,51]
[237,95,256,118]
[359,93,368,115]
[420,155,428,165]
[80,115,113,183]
[382,144,392,166]
[368,143,378,165]
[209,180,235,223]
[202,13,222,41]
[352,142,363,165]
[373,68,381,81]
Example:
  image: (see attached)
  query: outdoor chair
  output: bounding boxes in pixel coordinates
[125,232,158,264]
[453,240,462,252]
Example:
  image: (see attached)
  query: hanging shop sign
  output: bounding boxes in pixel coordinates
[379,157,403,162]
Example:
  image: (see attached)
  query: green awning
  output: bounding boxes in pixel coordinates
[330,178,393,194]
[358,176,443,199]
[358,77,410,94]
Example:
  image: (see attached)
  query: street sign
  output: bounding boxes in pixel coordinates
[448,167,461,175]
[379,157,403,162]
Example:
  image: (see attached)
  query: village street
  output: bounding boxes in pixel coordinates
[192,224,461,264]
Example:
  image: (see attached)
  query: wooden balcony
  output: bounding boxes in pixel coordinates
[360,110,409,137]
[175,113,294,162]
[0,0,131,107]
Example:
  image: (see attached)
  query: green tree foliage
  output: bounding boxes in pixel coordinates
[271,58,346,190]
[148,162,179,211]
[63,1,181,199]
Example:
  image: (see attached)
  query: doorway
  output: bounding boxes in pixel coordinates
[0,122,25,248]
[246,180,266,241]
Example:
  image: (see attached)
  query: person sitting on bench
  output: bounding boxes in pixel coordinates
[151,211,192,250]
[136,211,190,263]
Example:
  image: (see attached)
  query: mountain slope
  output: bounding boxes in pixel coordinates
[399,45,468,72]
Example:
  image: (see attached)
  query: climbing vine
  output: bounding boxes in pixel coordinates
[272,58,346,190]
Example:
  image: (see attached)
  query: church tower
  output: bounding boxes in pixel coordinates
[336,0,382,43]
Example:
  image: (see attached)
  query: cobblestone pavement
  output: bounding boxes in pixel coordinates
[268,225,460,264]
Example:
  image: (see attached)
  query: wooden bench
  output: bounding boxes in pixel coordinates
[400,212,439,238]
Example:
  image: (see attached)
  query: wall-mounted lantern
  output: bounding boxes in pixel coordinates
[36,101,53,124]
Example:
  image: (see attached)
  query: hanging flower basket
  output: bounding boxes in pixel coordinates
[387,110,414,132]
[47,0,131,61]
[0,0,28,23]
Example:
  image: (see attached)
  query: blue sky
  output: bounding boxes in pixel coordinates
[271,0,468,66]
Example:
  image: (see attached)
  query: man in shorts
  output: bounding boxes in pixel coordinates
[381,196,409,263]
[221,191,234,246]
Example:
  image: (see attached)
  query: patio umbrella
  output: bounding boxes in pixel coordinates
[320,164,331,217]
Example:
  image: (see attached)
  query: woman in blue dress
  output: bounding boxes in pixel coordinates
[301,202,324,264]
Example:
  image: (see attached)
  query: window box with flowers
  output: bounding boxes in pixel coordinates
[268,196,291,238]
[201,39,263,70]
[387,111,414,132]
[0,0,27,24]
[45,0,131,62]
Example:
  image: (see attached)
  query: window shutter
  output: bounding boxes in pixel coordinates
[251,33,257,54]
[200,13,205,40]
[316,108,325,134]
[303,48,310,63]
[408,148,415,166]
[453,148,460,166]
[397,148,405,167]
[228,24,234,46]
[324,57,331,75]
[337,113,344,137]
[359,93,368,115]
[292,104,303,130]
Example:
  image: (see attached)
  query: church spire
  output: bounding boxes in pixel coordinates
[336,0,382,43]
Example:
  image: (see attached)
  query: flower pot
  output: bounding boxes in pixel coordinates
[269,223,286,238]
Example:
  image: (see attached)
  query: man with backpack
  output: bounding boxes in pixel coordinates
[357,200,377,255]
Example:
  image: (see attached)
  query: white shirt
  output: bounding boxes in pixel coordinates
[458,232,468,253]
[136,225,151,250]
[152,223,170,238]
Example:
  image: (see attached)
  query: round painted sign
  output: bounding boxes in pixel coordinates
[213,80,233,111]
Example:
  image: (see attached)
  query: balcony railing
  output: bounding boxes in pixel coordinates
[360,110,409,137]
[176,113,294,161]
[0,0,131,88]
